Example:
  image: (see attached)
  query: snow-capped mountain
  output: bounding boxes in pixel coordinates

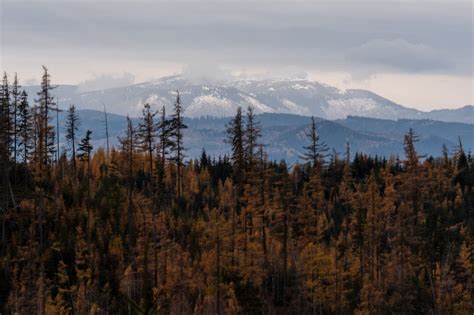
[233,79,421,120]
[23,76,472,123]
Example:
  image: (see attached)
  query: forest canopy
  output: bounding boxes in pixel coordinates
[0,69,473,314]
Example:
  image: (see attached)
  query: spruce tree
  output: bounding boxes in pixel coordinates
[0,74,10,257]
[65,104,80,175]
[169,91,187,199]
[1,73,11,164]
[226,107,245,192]
[138,103,158,176]
[301,116,328,169]
[34,66,56,176]
[156,105,172,205]
[11,73,21,163]
[17,90,33,164]
[157,106,173,165]
[78,130,93,177]
[244,106,262,168]
[118,117,136,258]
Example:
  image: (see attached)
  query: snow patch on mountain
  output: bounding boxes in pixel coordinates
[134,94,171,113]
[292,83,313,90]
[281,99,311,115]
[239,94,275,113]
[186,95,234,117]
[324,98,378,119]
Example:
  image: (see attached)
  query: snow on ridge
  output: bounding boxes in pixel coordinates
[281,99,311,115]
[239,94,275,113]
[292,83,313,90]
[324,98,379,119]
[134,94,170,113]
[185,95,234,117]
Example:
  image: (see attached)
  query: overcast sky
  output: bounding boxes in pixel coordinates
[1,0,473,111]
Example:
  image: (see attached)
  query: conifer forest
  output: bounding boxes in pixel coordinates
[0,68,473,314]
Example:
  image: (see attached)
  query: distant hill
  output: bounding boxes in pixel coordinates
[55,110,473,163]
[420,105,474,124]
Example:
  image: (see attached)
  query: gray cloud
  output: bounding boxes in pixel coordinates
[347,39,449,79]
[77,72,135,92]
[2,1,472,78]
[181,63,233,85]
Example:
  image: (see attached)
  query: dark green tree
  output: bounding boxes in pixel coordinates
[169,91,187,199]
[34,66,56,175]
[226,107,245,192]
[78,130,93,176]
[138,103,158,176]
[65,104,80,175]
[17,90,33,164]
[301,116,328,169]
[244,106,262,169]
[11,73,21,163]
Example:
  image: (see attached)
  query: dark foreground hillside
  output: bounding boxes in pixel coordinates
[1,132,473,314]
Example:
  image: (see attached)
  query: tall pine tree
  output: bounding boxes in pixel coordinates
[65,104,80,176]
[34,66,56,178]
[169,91,187,200]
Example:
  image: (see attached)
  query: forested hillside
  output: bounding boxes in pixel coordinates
[45,110,474,163]
[1,69,473,314]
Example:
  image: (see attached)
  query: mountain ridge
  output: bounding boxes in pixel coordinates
[22,76,472,124]
[53,110,473,163]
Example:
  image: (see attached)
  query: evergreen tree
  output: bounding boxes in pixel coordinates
[157,105,173,166]
[78,130,93,177]
[34,66,56,177]
[226,107,245,193]
[118,117,137,258]
[0,73,11,259]
[11,73,21,163]
[156,105,173,206]
[169,91,187,199]
[301,116,327,169]
[244,106,261,168]
[138,103,158,176]
[17,90,33,164]
[1,73,11,165]
[65,104,80,175]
